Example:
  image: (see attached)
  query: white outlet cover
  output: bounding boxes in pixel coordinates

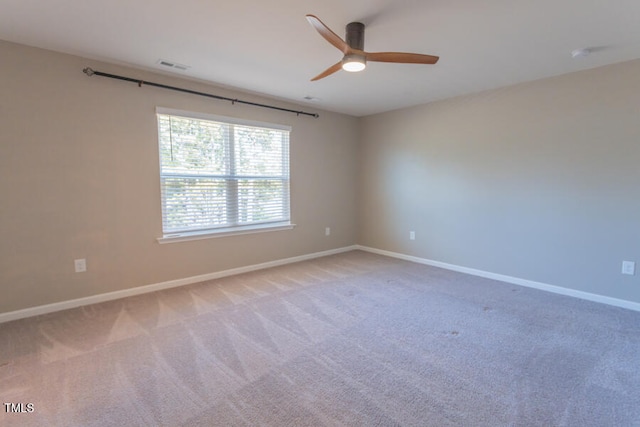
[622,261,635,275]
[74,258,87,273]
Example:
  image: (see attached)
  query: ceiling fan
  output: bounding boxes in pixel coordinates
[305,14,439,81]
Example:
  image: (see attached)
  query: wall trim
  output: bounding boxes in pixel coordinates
[0,245,359,324]
[356,245,640,313]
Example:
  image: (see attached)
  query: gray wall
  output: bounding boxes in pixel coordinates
[0,40,359,313]
[359,59,640,303]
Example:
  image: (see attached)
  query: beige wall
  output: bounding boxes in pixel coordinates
[3,38,639,315]
[0,40,359,313]
[359,59,640,303]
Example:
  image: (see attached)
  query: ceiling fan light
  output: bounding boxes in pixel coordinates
[342,54,366,72]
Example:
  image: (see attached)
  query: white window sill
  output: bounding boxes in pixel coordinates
[157,223,296,244]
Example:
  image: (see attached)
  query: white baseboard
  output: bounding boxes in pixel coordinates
[356,245,640,313]
[0,245,359,324]
[4,244,637,323]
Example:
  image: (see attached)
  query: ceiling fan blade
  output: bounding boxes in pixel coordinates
[310,62,343,81]
[366,52,439,64]
[306,14,351,54]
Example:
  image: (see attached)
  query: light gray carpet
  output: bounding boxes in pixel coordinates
[1,250,639,426]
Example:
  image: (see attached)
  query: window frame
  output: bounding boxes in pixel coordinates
[155,107,294,244]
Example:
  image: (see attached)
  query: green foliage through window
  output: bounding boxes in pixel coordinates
[157,110,290,235]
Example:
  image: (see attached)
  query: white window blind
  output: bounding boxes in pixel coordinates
[156,108,291,238]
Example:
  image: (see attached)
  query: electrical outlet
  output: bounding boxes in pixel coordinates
[325,227,331,236]
[622,261,635,276]
[74,258,87,273]
[409,231,416,240]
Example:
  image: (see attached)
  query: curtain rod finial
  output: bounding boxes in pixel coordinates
[83,67,95,76]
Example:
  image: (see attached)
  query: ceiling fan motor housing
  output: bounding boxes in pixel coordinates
[345,22,365,50]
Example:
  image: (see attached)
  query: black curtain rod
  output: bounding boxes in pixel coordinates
[82,67,319,118]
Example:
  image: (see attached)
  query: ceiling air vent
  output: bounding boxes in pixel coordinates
[156,59,190,71]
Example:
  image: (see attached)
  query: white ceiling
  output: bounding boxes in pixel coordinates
[2,0,640,116]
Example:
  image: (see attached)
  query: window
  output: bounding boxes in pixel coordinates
[156,107,292,241]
